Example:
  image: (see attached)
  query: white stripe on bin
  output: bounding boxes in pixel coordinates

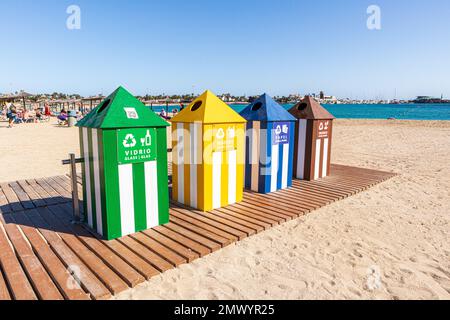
[212,152,222,209]
[92,129,103,235]
[176,123,185,204]
[190,123,198,208]
[119,164,135,236]
[322,138,329,177]
[314,139,321,180]
[250,125,259,192]
[282,143,289,189]
[297,120,307,179]
[271,145,279,192]
[82,128,93,229]
[228,150,237,205]
[145,161,159,229]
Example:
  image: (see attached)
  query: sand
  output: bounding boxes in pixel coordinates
[1,119,449,300]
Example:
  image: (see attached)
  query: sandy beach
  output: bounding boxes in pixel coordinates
[1,119,449,300]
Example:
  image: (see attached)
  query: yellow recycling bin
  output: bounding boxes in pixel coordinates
[171,90,247,212]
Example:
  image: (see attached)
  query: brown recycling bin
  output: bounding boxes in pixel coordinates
[289,96,335,181]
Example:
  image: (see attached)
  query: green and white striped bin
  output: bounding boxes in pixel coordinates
[76,86,170,240]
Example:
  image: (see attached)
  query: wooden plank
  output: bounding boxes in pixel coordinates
[53,203,160,281]
[9,213,90,300]
[0,188,12,214]
[172,202,257,237]
[0,264,11,300]
[52,176,72,193]
[214,207,272,230]
[171,206,247,240]
[143,229,200,263]
[0,220,37,300]
[118,236,174,272]
[17,180,47,208]
[26,179,59,206]
[153,225,213,257]
[195,210,258,236]
[242,194,303,216]
[222,203,282,226]
[101,238,160,280]
[279,187,335,206]
[130,232,187,267]
[0,183,24,212]
[48,204,145,288]
[236,197,301,220]
[162,222,222,252]
[169,215,233,247]
[37,207,129,295]
[240,195,300,218]
[208,210,264,234]
[1,219,63,300]
[43,177,72,200]
[8,182,35,210]
[21,208,111,300]
[34,178,66,204]
[274,189,333,209]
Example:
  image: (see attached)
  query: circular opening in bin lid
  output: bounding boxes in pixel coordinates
[251,102,263,112]
[297,103,308,111]
[97,99,111,114]
[191,101,202,111]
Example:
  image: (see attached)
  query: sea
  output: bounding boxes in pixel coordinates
[153,103,450,121]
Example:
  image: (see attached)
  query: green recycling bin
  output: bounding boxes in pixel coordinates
[76,86,170,240]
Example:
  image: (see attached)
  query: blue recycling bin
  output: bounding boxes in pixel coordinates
[240,94,296,194]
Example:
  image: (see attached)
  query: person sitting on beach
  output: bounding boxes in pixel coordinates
[172,108,178,116]
[22,109,30,123]
[159,109,170,120]
[58,109,68,125]
[6,104,17,128]
[15,109,26,124]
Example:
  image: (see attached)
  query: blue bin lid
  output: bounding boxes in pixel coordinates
[240,94,296,122]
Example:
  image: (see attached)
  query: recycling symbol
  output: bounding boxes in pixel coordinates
[123,134,137,148]
[216,128,225,139]
[275,125,282,135]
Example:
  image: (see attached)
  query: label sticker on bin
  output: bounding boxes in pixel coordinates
[213,125,237,152]
[117,128,157,164]
[272,122,290,145]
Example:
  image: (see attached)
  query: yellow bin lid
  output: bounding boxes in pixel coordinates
[171,90,246,124]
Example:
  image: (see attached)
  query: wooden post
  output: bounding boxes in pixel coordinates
[69,153,81,223]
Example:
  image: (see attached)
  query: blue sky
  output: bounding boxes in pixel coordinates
[1,0,449,99]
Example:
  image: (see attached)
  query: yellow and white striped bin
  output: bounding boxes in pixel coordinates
[171,91,247,212]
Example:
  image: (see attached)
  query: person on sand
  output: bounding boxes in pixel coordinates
[179,103,185,111]
[6,104,17,128]
[44,104,51,117]
[22,109,29,123]
[35,108,43,122]
[159,108,170,120]
[58,109,68,125]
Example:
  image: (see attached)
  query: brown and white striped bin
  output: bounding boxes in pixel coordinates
[289,96,335,181]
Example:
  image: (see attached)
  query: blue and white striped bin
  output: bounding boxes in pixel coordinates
[240,94,296,194]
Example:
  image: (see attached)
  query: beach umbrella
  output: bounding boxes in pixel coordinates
[16,91,33,109]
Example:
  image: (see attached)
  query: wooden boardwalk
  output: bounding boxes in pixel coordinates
[0,164,397,300]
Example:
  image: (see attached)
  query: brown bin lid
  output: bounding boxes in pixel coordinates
[289,96,335,120]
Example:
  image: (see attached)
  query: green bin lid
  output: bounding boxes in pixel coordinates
[77,86,169,129]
